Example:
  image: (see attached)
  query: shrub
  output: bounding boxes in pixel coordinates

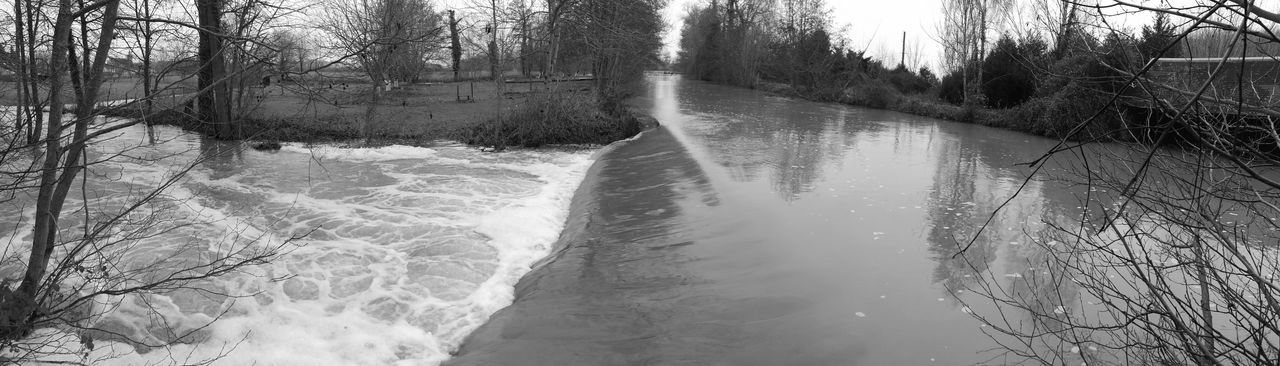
[1033,80,1125,139]
[1037,54,1090,97]
[985,97,1048,131]
[939,69,967,105]
[885,65,932,94]
[981,35,1037,108]
[918,67,939,88]
[844,83,900,110]
[456,92,645,149]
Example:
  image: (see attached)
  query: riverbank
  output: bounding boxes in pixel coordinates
[752,80,1129,142]
[96,79,652,148]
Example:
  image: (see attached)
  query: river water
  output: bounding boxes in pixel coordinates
[0,118,596,364]
[445,74,1097,365]
[4,74,1111,365]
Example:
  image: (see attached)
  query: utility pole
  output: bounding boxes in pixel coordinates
[901,32,906,69]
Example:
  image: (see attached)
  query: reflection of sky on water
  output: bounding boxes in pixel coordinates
[634,74,1101,364]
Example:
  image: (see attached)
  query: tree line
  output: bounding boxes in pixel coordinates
[672,0,1242,139]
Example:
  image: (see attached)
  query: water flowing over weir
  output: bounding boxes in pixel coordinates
[444,74,1115,365]
[0,120,597,364]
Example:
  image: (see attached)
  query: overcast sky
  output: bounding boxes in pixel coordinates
[433,0,1176,72]
[660,0,945,70]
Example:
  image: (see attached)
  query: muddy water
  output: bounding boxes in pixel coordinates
[447,75,1089,365]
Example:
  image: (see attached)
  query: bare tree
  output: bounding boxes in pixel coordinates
[508,0,536,77]
[957,1,1280,364]
[570,0,664,111]
[223,0,297,121]
[5,0,52,145]
[938,0,1014,104]
[118,0,183,144]
[449,9,461,80]
[320,0,444,142]
[0,0,294,362]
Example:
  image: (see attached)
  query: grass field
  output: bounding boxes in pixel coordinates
[0,75,196,105]
[4,71,599,145]
[241,78,595,143]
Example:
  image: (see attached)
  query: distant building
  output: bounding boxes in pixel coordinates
[104,56,138,78]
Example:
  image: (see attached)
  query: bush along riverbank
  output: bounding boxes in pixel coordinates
[97,86,657,149]
[753,72,1138,144]
[102,106,377,143]
[675,3,1188,145]
[746,43,1154,144]
[454,92,658,150]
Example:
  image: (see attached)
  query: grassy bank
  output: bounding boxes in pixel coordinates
[453,92,656,150]
[98,79,650,148]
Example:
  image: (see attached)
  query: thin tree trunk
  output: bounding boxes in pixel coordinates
[364,86,379,144]
[1194,232,1216,365]
[24,0,43,145]
[67,33,86,112]
[450,10,461,82]
[12,0,28,144]
[142,0,156,144]
[4,0,77,339]
[490,0,503,139]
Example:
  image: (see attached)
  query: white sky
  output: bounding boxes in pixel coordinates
[660,0,944,70]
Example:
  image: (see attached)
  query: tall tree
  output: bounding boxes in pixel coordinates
[321,0,444,141]
[197,0,234,139]
[450,9,461,81]
[1138,12,1180,60]
[574,0,663,112]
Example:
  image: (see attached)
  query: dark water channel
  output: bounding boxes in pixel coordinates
[447,74,1090,365]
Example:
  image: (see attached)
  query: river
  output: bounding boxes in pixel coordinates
[4,74,1104,364]
[444,74,1098,365]
[0,117,596,364]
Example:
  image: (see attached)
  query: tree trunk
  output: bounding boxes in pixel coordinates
[489,0,503,140]
[24,0,43,145]
[450,10,461,82]
[12,0,29,144]
[142,0,156,144]
[363,85,379,144]
[2,0,78,339]
[520,15,530,77]
[545,0,560,83]
[198,0,235,139]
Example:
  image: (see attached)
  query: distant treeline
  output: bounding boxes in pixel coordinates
[675,1,1249,141]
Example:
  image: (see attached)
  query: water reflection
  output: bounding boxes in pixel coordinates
[652,81,875,202]
[633,74,1098,364]
[197,135,245,176]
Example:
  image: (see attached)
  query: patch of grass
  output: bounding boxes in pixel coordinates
[842,83,900,110]
[454,92,650,149]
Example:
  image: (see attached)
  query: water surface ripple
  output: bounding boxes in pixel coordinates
[448,74,1088,365]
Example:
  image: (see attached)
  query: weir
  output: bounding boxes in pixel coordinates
[445,73,1098,365]
[447,126,728,364]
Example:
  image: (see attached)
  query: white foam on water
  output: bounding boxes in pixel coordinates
[149,144,594,365]
[1,123,598,365]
